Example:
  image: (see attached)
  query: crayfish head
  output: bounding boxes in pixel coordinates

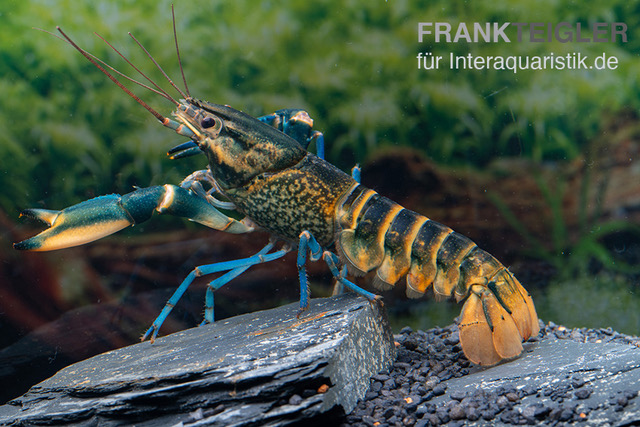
[172,98,307,190]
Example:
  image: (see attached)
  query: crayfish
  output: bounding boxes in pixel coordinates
[15,16,538,366]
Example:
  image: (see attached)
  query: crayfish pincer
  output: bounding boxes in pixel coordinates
[14,24,538,366]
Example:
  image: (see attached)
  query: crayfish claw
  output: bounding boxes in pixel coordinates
[18,208,60,225]
[14,196,133,251]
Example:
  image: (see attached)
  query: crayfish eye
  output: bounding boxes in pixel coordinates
[201,116,216,129]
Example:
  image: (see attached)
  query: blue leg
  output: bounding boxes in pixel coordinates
[323,251,380,302]
[201,242,275,324]
[310,131,325,159]
[351,164,361,183]
[258,113,279,128]
[331,266,348,296]
[142,242,289,342]
[332,160,357,299]
[296,231,323,314]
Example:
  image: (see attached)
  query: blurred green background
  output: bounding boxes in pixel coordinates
[1,0,639,351]
[3,0,639,209]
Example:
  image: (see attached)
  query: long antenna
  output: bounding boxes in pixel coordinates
[57,27,167,123]
[129,32,188,99]
[94,32,179,105]
[35,27,174,103]
[172,4,191,97]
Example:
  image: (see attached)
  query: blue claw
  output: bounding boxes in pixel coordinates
[14,195,134,251]
[15,185,252,251]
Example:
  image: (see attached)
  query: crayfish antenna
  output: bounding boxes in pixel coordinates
[129,31,188,100]
[34,27,174,104]
[56,27,168,124]
[172,4,191,98]
[94,32,179,106]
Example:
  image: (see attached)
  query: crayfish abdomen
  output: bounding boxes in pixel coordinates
[335,185,539,365]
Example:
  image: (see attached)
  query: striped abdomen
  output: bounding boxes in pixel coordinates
[336,184,481,298]
[335,184,539,365]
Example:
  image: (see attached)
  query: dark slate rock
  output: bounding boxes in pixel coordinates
[0,294,395,426]
[428,335,640,424]
[0,289,201,405]
[350,322,639,426]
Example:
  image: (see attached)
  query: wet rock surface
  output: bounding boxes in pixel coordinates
[344,322,640,426]
[0,294,395,426]
[2,290,639,426]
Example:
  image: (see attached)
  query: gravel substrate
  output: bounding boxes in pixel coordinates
[342,321,640,426]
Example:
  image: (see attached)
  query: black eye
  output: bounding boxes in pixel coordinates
[201,117,216,129]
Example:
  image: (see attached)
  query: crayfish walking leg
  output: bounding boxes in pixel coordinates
[296,230,380,315]
[201,242,277,325]
[143,242,290,342]
[296,231,323,314]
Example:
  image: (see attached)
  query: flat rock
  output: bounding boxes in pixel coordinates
[348,322,640,426]
[431,336,640,425]
[0,294,396,426]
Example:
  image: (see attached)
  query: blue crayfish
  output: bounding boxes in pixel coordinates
[14,21,539,366]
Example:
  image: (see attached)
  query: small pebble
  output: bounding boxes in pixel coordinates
[424,376,439,390]
[444,332,459,346]
[449,404,465,420]
[481,407,497,420]
[575,388,592,400]
[466,406,480,421]
[288,394,303,405]
[372,373,390,382]
[616,396,629,407]
[558,408,573,421]
[432,385,446,396]
[383,406,396,419]
[571,377,585,388]
[496,396,509,410]
[402,415,415,425]
[450,391,466,401]
[521,404,537,419]
[415,404,428,416]
[505,392,519,402]
[361,415,377,426]
[600,327,614,336]
[404,338,419,351]
[426,414,439,426]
